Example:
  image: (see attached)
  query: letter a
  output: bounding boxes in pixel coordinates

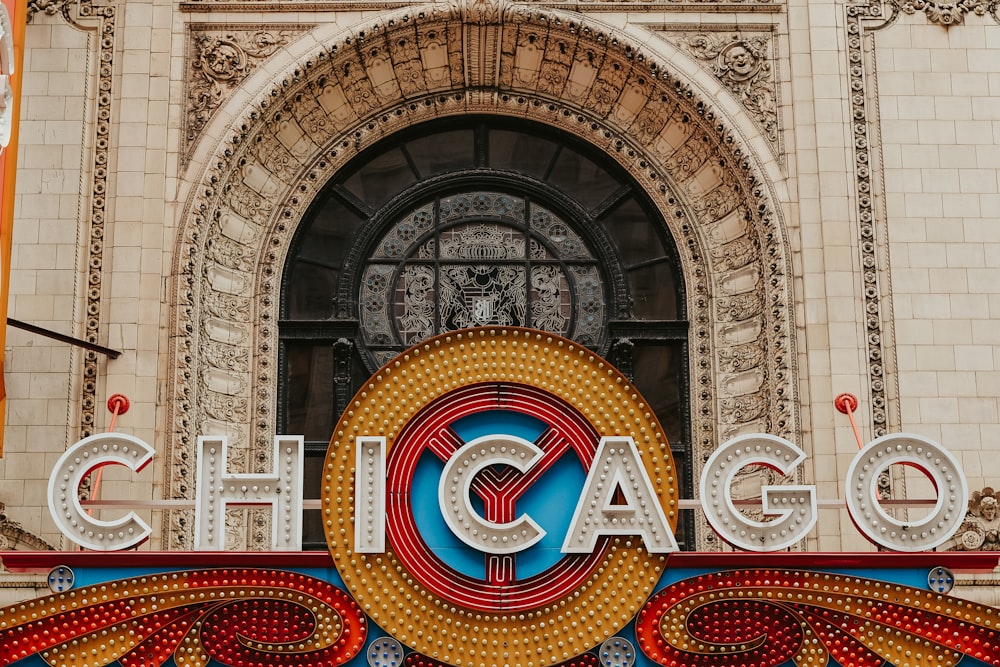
[562,436,678,553]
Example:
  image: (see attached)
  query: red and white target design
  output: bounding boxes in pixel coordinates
[386,383,606,611]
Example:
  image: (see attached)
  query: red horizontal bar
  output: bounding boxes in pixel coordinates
[667,551,1000,572]
[2,550,996,573]
[0,550,335,572]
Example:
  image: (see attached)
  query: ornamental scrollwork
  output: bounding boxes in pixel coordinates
[0,502,56,551]
[184,27,311,163]
[668,31,778,148]
[26,0,74,22]
[893,0,998,24]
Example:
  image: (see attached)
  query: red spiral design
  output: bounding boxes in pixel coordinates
[637,569,1000,667]
[0,569,367,667]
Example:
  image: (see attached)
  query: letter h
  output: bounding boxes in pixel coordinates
[195,435,304,550]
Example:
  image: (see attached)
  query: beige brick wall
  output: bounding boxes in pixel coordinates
[1,15,95,550]
[877,16,1000,495]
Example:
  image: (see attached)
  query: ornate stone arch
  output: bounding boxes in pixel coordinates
[167,0,798,550]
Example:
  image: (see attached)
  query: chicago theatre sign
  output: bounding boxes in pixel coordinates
[2,328,999,667]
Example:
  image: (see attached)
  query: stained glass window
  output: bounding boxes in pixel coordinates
[359,194,604,365]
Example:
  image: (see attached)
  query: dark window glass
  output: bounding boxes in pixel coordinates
[628,262,678,319]
[407,130,475,176]
[601,197,665,265]
[302,452,325,549]
[287,198,365,319]
[359,197,603,364]
[546,147,620,210]
[281,118,691,548]
[285,343,335,441]
[286,262,337,319]
[489,130,558,177]
[672,456,691,549]
[632,343,683,447]
[308,196,366,242]
[343,148,417,208]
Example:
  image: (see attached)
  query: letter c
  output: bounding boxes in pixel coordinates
[438,435,546,555]
[48,433,154,551]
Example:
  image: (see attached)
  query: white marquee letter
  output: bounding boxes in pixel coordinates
[562,436,678,554]
[0,4,14,150]
[700,434,817,552]
[355,436,386,553]
[48,433,154,551]
[439,435,546,554]
[195,435,303,550]
[845,433,968,552]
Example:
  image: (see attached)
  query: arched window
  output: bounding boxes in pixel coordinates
[279,118,692,547]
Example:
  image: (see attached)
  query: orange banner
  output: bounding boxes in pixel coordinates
[0,0,27,456]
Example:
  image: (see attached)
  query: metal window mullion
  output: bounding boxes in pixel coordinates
[590,185,632,219]
[475,122,489,168]
[400,143,422,180]
[433,196,442,335]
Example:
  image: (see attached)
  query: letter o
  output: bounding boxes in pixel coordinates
[845,433,968,552]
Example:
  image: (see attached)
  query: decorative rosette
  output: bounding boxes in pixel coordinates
[0,569,366,667]
[636,570,1000,667]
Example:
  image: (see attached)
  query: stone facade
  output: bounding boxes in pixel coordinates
[1,0,1000,595]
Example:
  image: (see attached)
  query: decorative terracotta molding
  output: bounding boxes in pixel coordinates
[893,0,998,25]
[0,503,55,551]
[947,487,1000,551]
[26,0,73,22]
[844,0,894,456]
[168,0,798,551]
[184,26,313,165]
[656,28,779,155]
[177,0,781,12]
[60,0,116,447]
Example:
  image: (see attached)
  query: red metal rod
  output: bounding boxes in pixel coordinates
[835,392,882,501]
[87,395,131,524]
[834,393,864,450]
[106,393,129,433]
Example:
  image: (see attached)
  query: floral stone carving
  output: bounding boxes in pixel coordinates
[893,0,998,25]
[661,30,778,150]
[26,0,74,21]
[185,27,312,163]
[0,502,56,551]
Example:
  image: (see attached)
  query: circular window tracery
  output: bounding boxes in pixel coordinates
[361,191,605,366]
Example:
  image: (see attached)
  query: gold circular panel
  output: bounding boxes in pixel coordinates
[324,327,678,667]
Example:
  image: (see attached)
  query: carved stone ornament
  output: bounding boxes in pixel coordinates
[168,0,799,551]
[185,27,312,163]
[892,0,998,24]
[0,502,56,551]
[945,487,1000,551]
[26,0,73,22]
[662,30,778,151]
[178,0,776,8]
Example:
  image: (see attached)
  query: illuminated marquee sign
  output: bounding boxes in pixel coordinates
[15,328,987,667]
[322,330,678,666]
[47,329,968,556]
